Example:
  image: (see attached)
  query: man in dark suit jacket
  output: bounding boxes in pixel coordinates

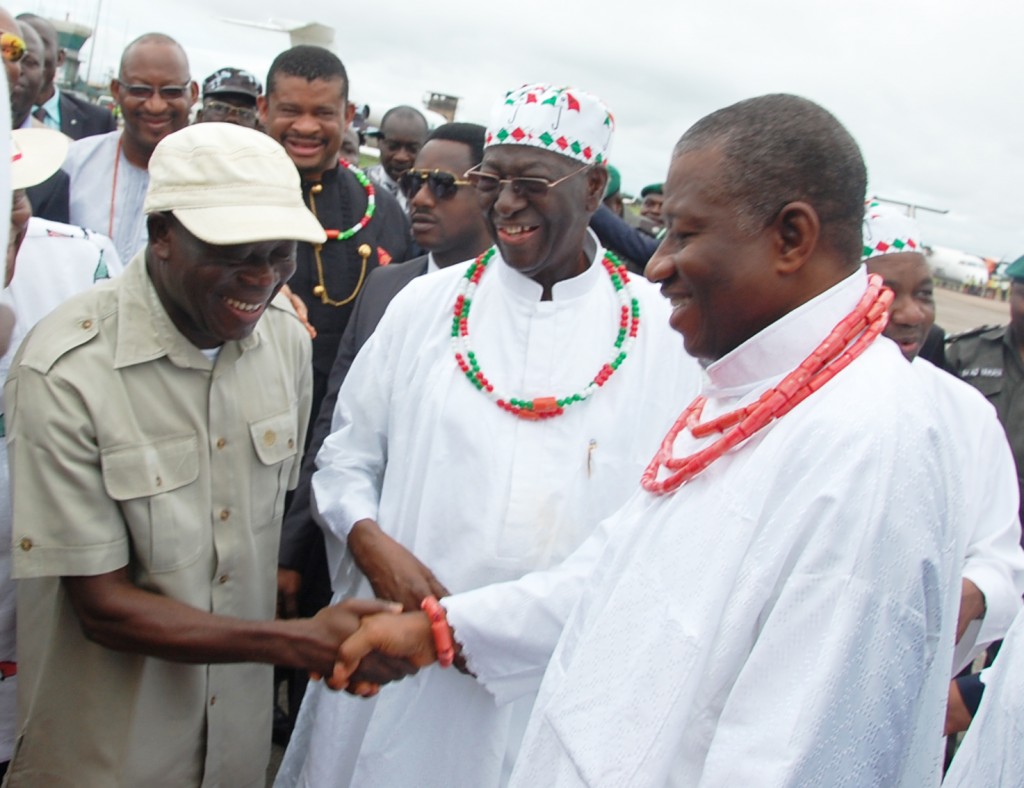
[19,14,118,140]
[274,121,492,737]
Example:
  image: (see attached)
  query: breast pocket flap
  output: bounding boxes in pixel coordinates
[101,435,199,501]
[248,410,299,466]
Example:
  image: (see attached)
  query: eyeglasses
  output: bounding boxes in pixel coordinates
[398,169,472,201]
[464,162,591,199]
[117,81,192,101]
[201,99,257,122]
[1,32,25,64]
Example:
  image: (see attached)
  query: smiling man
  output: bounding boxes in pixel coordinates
[62,33,197,264]
[275,84,700,788]
[2,123,397,787]
[329,94,969,787]
[366,104,428,210]
[259,45,410,428]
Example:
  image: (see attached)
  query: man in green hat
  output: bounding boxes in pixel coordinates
[948,253,1024,546]
[639,182,664,232]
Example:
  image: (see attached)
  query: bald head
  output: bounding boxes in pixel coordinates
[119,33,189,77]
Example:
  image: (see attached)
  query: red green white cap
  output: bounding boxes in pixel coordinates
[485,84,614,166]
[862,200,923,260]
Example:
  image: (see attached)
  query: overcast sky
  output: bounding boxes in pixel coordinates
[18,0,1023,260]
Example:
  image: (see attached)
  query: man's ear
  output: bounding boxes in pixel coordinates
[770,201,820,276]
[257,94,269,126]
[146,213,174,258]
[583,165,609,212]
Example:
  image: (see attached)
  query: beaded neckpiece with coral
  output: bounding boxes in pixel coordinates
[451,247,640,421]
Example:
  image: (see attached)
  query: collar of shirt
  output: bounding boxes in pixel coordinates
[703,265,868,400]
[426,253,439,274]
[35,87,61,129]
[112,253,260,370]
[492,228,604,304]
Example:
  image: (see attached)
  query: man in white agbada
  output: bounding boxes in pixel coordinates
[862,204,1024,675]
[276,85,702,787]
[333,95,966,787]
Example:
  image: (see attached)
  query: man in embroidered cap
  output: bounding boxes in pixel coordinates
[863,203,1024,682]
[327,94,969,786]
[2,123,400,787]
[274,83,700,787]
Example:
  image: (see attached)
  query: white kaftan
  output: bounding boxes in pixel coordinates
[63,130,150,264]
[912,358,1024,673]
[944,607,1024,787]
[276,237,702,787]
[445,267,964,787]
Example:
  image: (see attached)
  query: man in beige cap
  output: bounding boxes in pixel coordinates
[3,123,399,787]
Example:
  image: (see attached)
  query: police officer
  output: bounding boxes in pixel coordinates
[947,254,1024,545]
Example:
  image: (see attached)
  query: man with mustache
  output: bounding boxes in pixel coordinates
[2,123,393,787]
[276,83,700,788]
[258,45,411,430]
[62,33,197,264]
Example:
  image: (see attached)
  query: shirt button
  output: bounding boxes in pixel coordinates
[210,695,217,706]
[263,430,276,447]
[218,574,229,584]
[287,438,294,449]
[18,537,31,551]
[155,476,162,487]
[81,319,92,330]
[219,509,230,521]
[216,438,226,449]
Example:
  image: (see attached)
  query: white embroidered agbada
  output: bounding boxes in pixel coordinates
[911,357,1024,674]
[943,606,1024,787]
[442,268,963,787]
[276,235,702,787]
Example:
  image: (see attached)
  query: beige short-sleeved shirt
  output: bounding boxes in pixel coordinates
[3,255,312,787]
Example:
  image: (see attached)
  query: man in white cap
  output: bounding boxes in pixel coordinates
[275,84,701,787]
[3,123,398,787]
[863,204,1024,677]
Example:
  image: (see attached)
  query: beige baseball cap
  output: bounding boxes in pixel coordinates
[143,123,327,245]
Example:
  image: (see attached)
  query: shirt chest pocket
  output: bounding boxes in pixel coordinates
[248,409,299,532]
[101,435,202,573]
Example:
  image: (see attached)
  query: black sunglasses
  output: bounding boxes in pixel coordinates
[398,169,471,201]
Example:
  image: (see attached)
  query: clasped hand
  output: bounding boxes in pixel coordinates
[325,610,441,695]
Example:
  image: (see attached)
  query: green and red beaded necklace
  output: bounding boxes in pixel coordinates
[451,247,641,421]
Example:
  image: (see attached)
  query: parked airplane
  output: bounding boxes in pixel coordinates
[925,245,990,287]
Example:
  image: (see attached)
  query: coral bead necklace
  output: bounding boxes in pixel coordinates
[642,273,893,494]
[451,247,640,421]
